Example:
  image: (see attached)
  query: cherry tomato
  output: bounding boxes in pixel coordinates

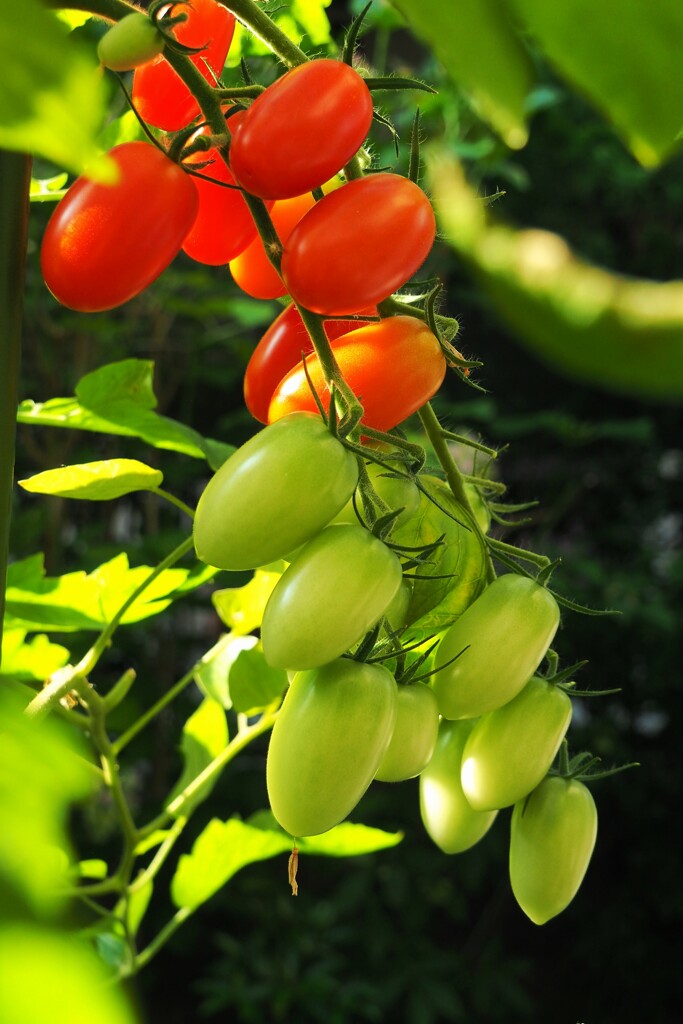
[229,192,316,300]
[229,59,373,200]
[97,12,164,71]
[375,682,439,783]
[261,523,403,670]
[244,303,376,423]
[281,173,436,315]
[40,142,198,313]
[267,316,447,431]
[193,413,358,571]
[267,658,397,837]
[461,676,573,810]
[419,719,498,853]
[509,776,598,925]
[132,0,235,132]
[432,574,560,720]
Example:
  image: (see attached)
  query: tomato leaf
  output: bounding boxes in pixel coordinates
[0,628,69,682]
[19,459,163,501]
[193,633,259,709]
[212,565,285,635]
[165,699,228,817]
[228,647,288,715]
[248,810,404,857]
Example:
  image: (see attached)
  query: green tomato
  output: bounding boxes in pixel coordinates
[383,579,412,633]
[463,481,491,534]
[261,524,403,670]
[432,574,560,720]
[375,682,439,782]
[461,676,573,810]
[266,658,397,836]
[97,13,164,71]
[193,413,358,571]
[509,776,597,925]
[419,719,497,853]
[334,462,421,530]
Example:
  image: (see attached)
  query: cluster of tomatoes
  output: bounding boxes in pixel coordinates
[39,0,600,925]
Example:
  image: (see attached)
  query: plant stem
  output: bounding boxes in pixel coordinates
[130,906,192,974]
[129,816,187,894]
[487,537,551,569]
[112,663,197,754]
[219,0,308,66]
[154,488,195,520]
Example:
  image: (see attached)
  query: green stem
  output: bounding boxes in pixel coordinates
[129,816,187,894]
[129,906,192,975]
[154,487,195,520]
[0,151,31,667]
[218,0,308,67]
[486,537,551,569]
[112,661,197,754]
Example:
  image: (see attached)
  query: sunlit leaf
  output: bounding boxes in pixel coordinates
[166,699,228,816]
[29,172,68,202]
[249,810,404,856]
[212,564,285,635]
[228,647,287,714]
[0,628,70,681]
[193,633,259,708]
[19,459,163,501]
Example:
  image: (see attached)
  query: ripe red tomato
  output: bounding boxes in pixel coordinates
[281,173,436,315]
[267,315,446,431]
[40,142,198,312]
[229,192,316,300]
[244,303,376,423]
[229,59,373,200]
[132,0,235,132]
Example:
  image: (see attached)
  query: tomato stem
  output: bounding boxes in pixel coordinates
[218,0,308,67]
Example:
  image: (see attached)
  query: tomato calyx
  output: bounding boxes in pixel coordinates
[149,1,206,57]
[545,740,640,788]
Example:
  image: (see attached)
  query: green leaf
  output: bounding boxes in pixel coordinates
[29,172,68,203]
[430,153,683,398]
[166,699,228,816]
[193,633,259,708]
[77,859,108,881]
[0,628,69,682]
[115,880,153,939]
[228,647,288,715]
[249,810,404,856]
[19,459,163,501]
[510,0,683,166]
[55,11,92,30]
[389,0,533,148]
[212,564,285,635]
[0,0,113,180]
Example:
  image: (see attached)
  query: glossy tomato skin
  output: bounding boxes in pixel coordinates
[433,575,560,720]
[509,776,598,925]
[261,524,403,670]
[268,316,446,431]
[375,682,439,782]
[267,659,397,836]
[132,0,235,131]
[244,303,376,423]
[40,142,198,312]
[419,719,497,853]
[229,192,316,300]
[193,413,358,571]
[97,13,164,71]
[281,174,436,315]
[461,676,573,810]
[230,60,373,200]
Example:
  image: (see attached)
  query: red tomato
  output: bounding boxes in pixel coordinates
[40,142,198,313]
[244,303,376,423]
[267,315,446,431]
[229,59,373,200]
[228,192,316,300]
[181,112,258,265]
[132,0,235,132]
[281,173,436,315]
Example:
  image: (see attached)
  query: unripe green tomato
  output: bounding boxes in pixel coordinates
[97,13,164,71]
[193,413,358,571]
[461,676,573,810]
[261,524,403,670]
[419,719,497,853]
[463,481,491,534]
[509,776,597,925]
[375,682,439,782]
[383,580,412,633]
[432,574,560,720]
[333,462,421,531]
[266,659,397,836]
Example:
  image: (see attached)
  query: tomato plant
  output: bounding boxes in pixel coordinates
[509,776,598,925]
[97,12,164,71]
[229,192,316,300]
[280,173,437,315]
[193,413,358,571]
[460,676,573,810]
[260,523,403,670]
[267,315,447,431]
[229,59,374,200]
[432,574,561,719]
[333,461,421,531]
[40,142,198,312]
[375,682,439,783]
[266,658,397,837]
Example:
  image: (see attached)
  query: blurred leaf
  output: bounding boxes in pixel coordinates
[511,0,683,166]
[29,172,68,202]
[98,109,147,151]
[114,880,153,939]
[55,11,92,29]
[226,0,332,64]
[390,0,533,148]
[134,830,171,857]
[212,564,284,635]
[229,647,288,715]
[166,699,229,816]
[19,459,163,501]
[430,154,683,398]
[193,633,259,708]
[95,932,129,971]
[0,628,69,681]
[77,859,108,881]
[249,809,404,856]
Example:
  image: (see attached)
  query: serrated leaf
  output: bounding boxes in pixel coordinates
[249,810,404,856]
[20,459,163,501]
[212,565,284,635]
[0,628,70,681]
[193,633,259,708]
[166,699,228,816]
[228,647,287,715]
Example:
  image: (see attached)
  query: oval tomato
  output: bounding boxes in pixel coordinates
[40,142,198,312]
[419,719,498,853]
[509,776,598,925]
[267,659,397,837]
[132,0,235,132]
[229,192,316,300]
[461,676,573,810]
[281,173,436,315]
[229,60,373,200]
[267,316,446,431]
[97,12,164,71]
[261,523,403,670]
[432,575,560,720]
[375,682,439,783]
[244,303,376,423]
[193,413,358,571]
